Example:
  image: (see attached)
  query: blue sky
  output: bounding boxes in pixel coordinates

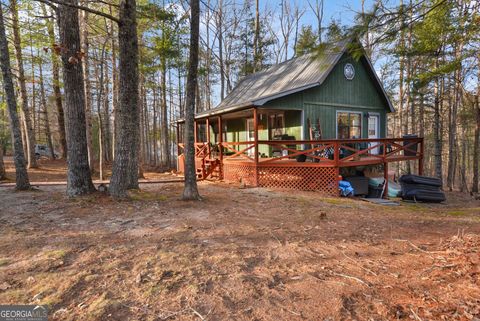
[300,0,374,27]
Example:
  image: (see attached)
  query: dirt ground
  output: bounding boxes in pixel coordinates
[0,157,173,182]
[1,159,480,320]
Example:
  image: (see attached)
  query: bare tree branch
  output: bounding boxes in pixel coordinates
[34,0,120,24]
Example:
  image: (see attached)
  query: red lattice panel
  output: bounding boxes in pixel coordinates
[258,166,338,195]
[223,162,257,186]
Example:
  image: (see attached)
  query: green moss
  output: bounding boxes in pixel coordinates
[447,210,467,216]
[87,292,120,319]
[0,289,27,303]
[129,190,167,201]
[0,258,10,267]
[44,250,68,260]
[322,198,357,206]
[402,203,425,211]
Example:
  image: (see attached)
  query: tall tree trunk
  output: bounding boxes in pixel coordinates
[253,0,259,71]
[459,125,467,192]
[29,34,38,145]
[110,5,118,159]
[0,142,5,180]
[80,9,94,172]
[161,65,170,168]
[109,0,140,197]
[43,4,67,159]
[447,76,459,191]
[95,41,106,171]
[57,0,95,196]
[152,87,158,166]
[138,75,145,178]
[433,61,443,184]
[143,89,151,164]
[472,94,479,193]
[39,60,55,159]
[182,0,201,200]
[10,0,37,168]
[216,0,225,100]
[168,68,175,168]
[0,2,30,189]
[103,57,112,162]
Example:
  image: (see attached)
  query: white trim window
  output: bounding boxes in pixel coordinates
[337,112,362,139]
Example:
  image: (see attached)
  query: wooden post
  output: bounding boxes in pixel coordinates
[206,117,211,158]
[176,123,180,152]
[384,162,389,199]
[418,138,424,176]
[218,116,223,179]
[176,123,180,172]
[253,108,259,186]
[334,141,340,196]
[194,120,197,144]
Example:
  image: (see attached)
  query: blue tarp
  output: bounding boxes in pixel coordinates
[339,180,354,197]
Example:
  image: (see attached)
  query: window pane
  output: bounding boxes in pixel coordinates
[350,126,361,138]
[350,114,360,127]
[350,114,361,138]
[337,113,349,138]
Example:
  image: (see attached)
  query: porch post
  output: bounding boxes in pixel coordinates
[334,141,340,196]
[218,116,223,179]
[194,120,197,144]
[384,162,389,199]
[176,123,181,159]
[206,118,211,157]
[418,138,424,176]
[176,123,180,148]
[253,107,259,186]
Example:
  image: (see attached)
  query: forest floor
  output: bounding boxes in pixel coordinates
[1,159,480,320]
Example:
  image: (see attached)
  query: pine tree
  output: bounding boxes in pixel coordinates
[57,0,95,196]
[0,1,30,190]
[182,0,201,201]
[295,25,317,56]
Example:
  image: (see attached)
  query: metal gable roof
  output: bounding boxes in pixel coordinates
[194,39,394,119]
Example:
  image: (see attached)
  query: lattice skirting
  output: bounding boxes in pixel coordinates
[223,162,257,186]
[223,162,339,196]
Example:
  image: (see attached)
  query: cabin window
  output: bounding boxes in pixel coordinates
[269,113,285,139]
[337,112,362,139]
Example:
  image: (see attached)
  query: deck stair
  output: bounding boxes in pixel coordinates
[196,158,221,180]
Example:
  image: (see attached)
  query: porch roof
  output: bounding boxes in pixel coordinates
[191,38,394,120]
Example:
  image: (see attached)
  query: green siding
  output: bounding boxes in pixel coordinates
[225,118,246,144]
[302,54,387,108]
[216,51,391,156]
[261,52,390,140]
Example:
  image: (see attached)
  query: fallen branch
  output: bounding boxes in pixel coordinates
[190,307,205,320]
[268,230,283,246]
[393,239,441,255]
[332,272,370,287]
[410,308,423,321]
[342,252,378,276]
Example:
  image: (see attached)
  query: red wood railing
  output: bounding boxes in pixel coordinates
[209,137,424,167]
[178,137,424,178]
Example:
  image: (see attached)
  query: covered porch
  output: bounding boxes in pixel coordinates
[177,107,424,196]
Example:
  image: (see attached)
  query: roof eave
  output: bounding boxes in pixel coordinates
[362,54,396,113]
[252,82,321,106]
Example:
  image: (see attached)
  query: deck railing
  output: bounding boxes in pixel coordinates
[178,137,424,173]
[190,137,424,167]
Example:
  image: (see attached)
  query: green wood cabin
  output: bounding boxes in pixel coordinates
[177,39,423,196]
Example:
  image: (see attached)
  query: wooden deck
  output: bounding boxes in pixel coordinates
[223,154,421,167]
[177,137,424,196]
